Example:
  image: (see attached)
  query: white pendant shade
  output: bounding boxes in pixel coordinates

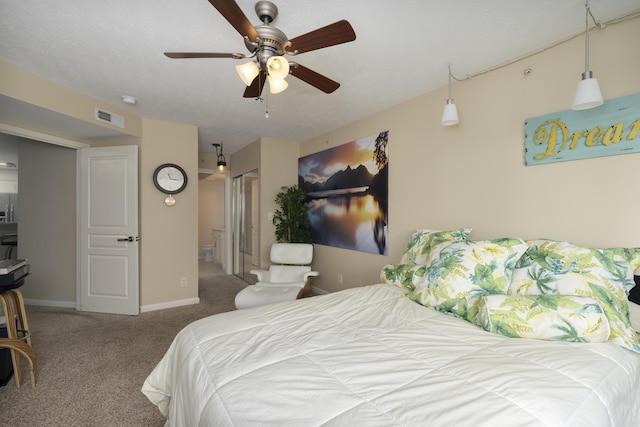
[268,76,288,94]
[571,75,603,110]
[441,99,459,126]
[266,56,290,80]
[235,61,260,86]
[572,3,604,111]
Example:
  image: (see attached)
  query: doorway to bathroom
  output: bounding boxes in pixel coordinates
[198,171,226,278]
[232,169,258,284]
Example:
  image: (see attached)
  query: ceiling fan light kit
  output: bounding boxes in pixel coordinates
[266,56,289,80]
[164,0,356,99]
[268,75,288,94]
[235,61,261,86]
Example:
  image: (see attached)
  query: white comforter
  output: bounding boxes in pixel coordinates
[142,284,640,426]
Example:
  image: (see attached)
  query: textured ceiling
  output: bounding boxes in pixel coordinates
[1,0,639,155]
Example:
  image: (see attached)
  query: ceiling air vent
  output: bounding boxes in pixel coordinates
[95,107,125,129]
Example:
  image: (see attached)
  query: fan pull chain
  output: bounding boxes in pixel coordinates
[265,83,270,118]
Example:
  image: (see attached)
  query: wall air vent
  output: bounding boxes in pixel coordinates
[95,107,125,129]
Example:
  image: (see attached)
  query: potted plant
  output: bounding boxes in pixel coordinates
[272,185,311,243]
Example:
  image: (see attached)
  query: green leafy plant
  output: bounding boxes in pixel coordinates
[273,185,311,243]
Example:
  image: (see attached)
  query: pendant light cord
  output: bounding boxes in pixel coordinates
[447,63,469,98]
[265,79,270,118]
[584,3,590,75]
[583,1,604,75]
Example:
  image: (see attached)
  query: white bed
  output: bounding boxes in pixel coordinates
[142,284,640,426]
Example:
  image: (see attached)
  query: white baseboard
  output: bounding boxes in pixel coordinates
[23,298,75,309]
[140,297,200,313]
[311,286,329,295]
[20,297,201,314]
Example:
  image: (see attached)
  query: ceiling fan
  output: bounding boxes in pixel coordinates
[164,0,356,98]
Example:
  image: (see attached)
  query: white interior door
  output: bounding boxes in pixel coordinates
[77,145,139,315]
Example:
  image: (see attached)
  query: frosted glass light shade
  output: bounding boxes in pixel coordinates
[268,76,288,94]
[267,56,290,79]
[235,61,260,86]
[441,99,459,126]
[572,74,603,110]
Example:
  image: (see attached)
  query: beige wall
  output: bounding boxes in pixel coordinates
[301,15,640,293]
[228,137,300,269]
[2,15,637,305]
[0,62,199,310]
[139,118,199,307]
[230,139,261,177]
[0,61,142,140]
[198,178,225,247]
[257,138,300,268]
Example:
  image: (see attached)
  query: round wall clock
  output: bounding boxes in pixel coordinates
[153,163,188,195]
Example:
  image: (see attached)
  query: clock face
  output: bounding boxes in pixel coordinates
[153,164,187,194]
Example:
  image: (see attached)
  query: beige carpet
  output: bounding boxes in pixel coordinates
[0,266,248,427]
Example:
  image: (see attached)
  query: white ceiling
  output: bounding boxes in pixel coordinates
[1,0,639,155]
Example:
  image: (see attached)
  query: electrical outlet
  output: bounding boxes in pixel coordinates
[180,277,188,287]
[338,274,343,284]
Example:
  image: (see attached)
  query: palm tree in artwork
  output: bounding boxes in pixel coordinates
[373,131,389,170]
[371,131,389,254]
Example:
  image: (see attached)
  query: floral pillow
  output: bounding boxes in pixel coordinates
[410,238,528,324]
[478,294,610,343]
[380,263,428,292]
[400,228,471,265]
[508,239,640,353]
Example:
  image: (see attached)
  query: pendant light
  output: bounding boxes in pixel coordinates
[441,64,459,126]
[571,1,603,110]
[212,143,227,171]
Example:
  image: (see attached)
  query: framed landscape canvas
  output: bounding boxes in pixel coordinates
[298,131,389,255]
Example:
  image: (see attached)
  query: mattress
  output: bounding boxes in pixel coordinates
[142,284,640,426]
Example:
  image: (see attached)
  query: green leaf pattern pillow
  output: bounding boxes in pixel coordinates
[410,238,529,324]
[508,239,640,353]
[400,228,471,265]
[478,294,610,343]
[380,263,428,292]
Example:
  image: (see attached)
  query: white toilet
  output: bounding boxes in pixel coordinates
[201,245,214,263]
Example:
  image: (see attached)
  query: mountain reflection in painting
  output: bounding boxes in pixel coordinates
[298,131,389,255]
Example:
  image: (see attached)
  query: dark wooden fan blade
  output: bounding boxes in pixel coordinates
[287,20,356,54]
[208,0,259,41]
[164,52,242,59]
[289,64,340,93]
[243,71,267,98]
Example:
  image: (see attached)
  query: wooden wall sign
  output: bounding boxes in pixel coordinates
[525,92,640,165]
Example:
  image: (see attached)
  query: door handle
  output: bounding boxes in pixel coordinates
[117,236,140,242]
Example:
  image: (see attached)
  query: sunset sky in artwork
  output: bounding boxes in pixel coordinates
[299,133,381,185]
